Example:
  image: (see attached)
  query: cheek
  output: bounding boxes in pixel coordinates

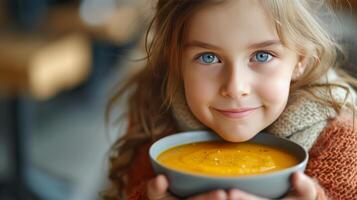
[182,69,218,105]
[184,80,212,110]
[184,82,203,105]
[182,64,202,112]
[258,76,292,104]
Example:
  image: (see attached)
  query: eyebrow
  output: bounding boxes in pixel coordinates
[184,40,282,50]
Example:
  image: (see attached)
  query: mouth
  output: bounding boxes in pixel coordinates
[212,106,261,118]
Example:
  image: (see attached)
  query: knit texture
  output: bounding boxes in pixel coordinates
[171,89,206,131]
[126,142,152,200]
[265,95,335,150]
[305,113,357,200]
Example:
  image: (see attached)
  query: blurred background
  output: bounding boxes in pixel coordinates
[0,0,152,199]
[0,0,356,200]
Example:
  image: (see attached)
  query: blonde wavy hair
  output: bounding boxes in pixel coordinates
[102,0,356,199]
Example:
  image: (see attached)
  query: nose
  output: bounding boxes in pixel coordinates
[220,63,251,99]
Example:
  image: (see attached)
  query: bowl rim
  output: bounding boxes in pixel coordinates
[149,130,309,180]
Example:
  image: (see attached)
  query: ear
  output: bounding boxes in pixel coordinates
[292,57,307,81]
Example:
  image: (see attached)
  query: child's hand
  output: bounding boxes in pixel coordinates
[147,174,229,200]
[226,172,317,200]
[147,172,317,200]
[283,172,317,200]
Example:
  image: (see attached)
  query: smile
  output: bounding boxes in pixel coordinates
[213,106,261,118]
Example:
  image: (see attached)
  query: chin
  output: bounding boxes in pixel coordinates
[216,131,256,142]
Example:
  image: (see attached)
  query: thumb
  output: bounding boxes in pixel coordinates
[147,175,175,200]
[284,172,316,200]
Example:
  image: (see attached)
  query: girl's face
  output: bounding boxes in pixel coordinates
[181,0,300,142]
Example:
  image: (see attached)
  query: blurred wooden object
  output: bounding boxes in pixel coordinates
[44,1,154,45]
[0,32,91,100]
[44,5,88,35]
[0,0,9,26]
[99,5,142,44]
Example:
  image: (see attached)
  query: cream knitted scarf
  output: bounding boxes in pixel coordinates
[172,71,354,150]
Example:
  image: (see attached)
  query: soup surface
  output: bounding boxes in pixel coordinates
[157,141,299,176]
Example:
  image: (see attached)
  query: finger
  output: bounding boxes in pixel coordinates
[228,189,268,200]
[187,189,227,200]
[147,175,175,200]
[284,172,316,200]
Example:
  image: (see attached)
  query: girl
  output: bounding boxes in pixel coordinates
[104,0,357,199]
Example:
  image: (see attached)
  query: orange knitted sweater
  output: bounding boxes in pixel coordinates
[124,114,357,200]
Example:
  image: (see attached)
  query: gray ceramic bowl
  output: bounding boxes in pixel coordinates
[149,130,308,199]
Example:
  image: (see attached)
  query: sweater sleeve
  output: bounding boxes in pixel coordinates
[306,114,357,200]
[125,142,155,200]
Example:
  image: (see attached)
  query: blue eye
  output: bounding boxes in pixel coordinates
[252,52,272,62]
[197,53,220,64]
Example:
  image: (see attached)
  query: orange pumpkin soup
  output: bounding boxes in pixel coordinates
[157,141,299,176]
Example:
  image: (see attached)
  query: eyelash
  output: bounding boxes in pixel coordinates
[250,51,275,63]
[195,52,221,65]
[194,51,276,65]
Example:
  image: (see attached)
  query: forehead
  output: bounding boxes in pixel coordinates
[185,0,279,48]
